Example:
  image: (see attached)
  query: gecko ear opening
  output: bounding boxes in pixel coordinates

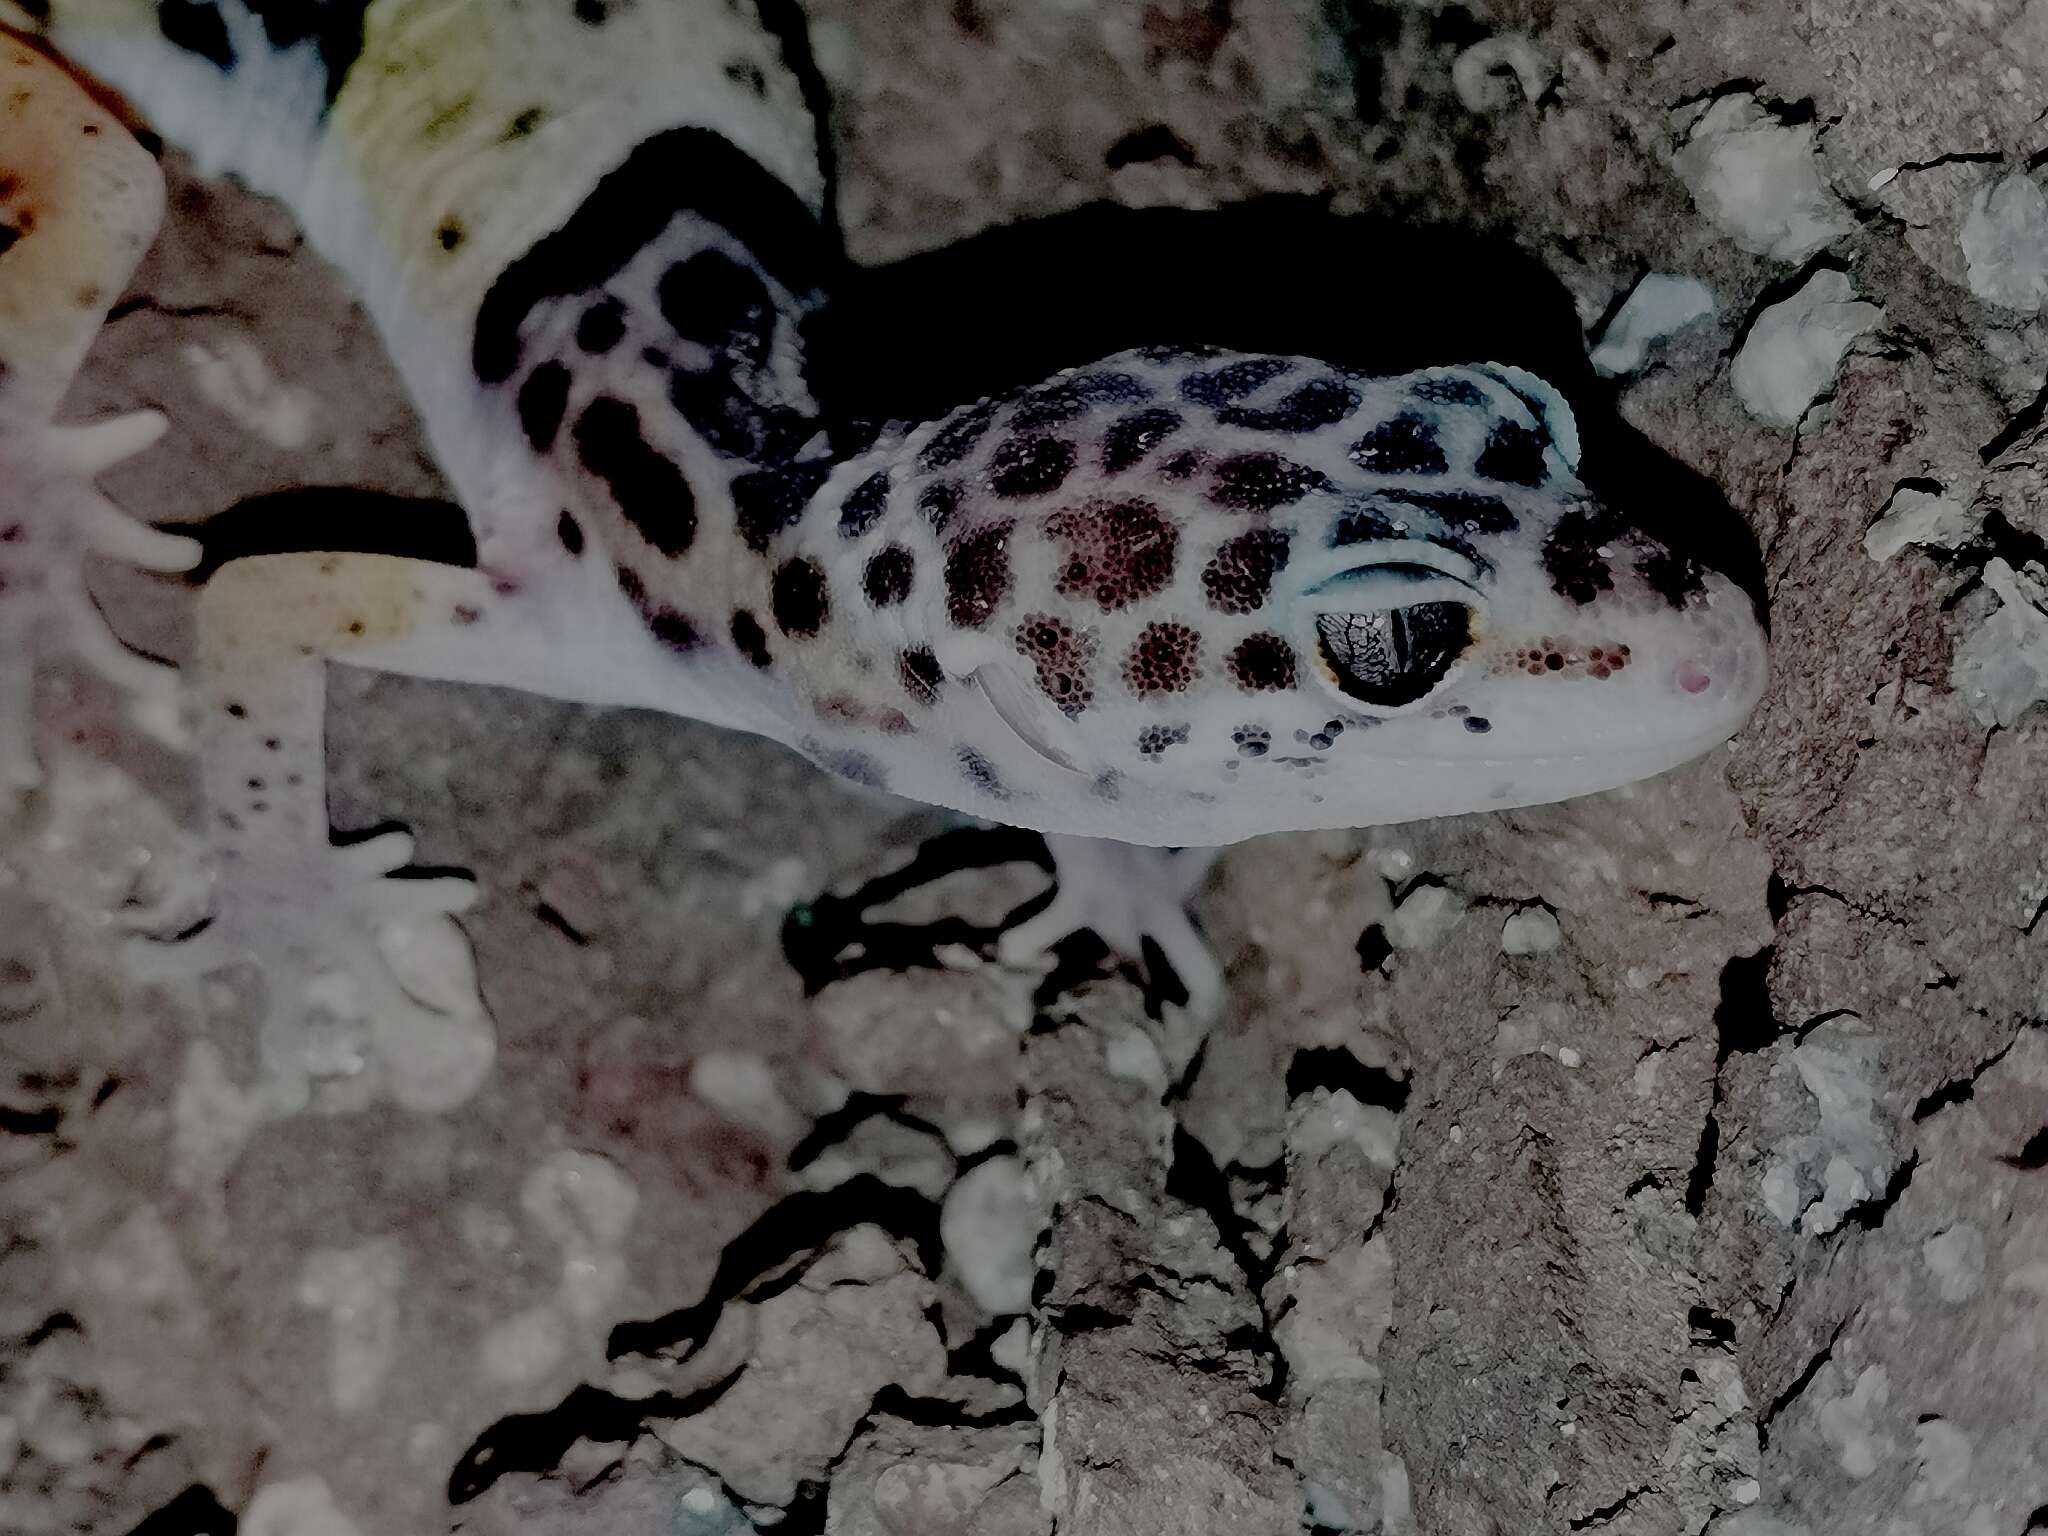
[971,664,1096,776]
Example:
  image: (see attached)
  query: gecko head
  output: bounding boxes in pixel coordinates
[822,349,1765,838]
[1250,476,1769,823]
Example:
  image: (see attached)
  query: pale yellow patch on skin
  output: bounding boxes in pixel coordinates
[0,25,164,421]
[197,552,429,675]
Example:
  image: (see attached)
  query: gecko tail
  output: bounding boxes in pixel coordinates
[17,2,343,202]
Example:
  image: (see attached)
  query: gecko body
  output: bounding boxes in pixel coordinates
[0,0,1766,1018]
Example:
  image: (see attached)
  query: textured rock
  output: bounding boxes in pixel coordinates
[11,0,2048,1532]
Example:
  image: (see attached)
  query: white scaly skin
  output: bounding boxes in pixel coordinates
[0,2,1765,1027]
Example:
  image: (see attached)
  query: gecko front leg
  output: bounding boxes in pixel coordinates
[128,550,511,1106]
[0,32,199,791]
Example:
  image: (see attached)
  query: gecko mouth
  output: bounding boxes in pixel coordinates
[1314,600,1473,707]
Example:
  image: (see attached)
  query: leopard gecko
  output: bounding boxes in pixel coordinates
[0,1,1767,1024]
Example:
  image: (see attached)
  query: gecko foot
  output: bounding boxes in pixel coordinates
[0,410,201,791]
[998,834,1225,1020]
[125,830,495,1112]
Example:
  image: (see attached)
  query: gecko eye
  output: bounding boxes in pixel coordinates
[1314,600,1473,707]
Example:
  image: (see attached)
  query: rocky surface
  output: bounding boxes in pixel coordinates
[4,1,2045,1534]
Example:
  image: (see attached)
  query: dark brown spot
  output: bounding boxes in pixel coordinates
[1227,632,1297,692]
[730,609,772,668]
[1201,528,1291,614]
[1013,613,1098,717]
[771,557,829,636]
[987,434,1077,499]
[1123,621,1202,696]
[863,544,915,607]
[556,510,585,555]
[1046,499,1178,612]
[1210,452,1332,512]
[944,521,1013,629]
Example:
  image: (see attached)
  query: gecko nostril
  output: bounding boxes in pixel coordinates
[1676,661,1712,695]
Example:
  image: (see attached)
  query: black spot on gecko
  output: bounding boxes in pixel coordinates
[957,746,1009,800]
[1217,376,1360,434]
[1181,356,1292,408]
[1101,408,1183,474]
[576,298,626,355]
[771,557,829,637]
[616,567,704,653]
[838,470,892,538]
[572,397,697,556]
[159,0,235,69]
[1542,504,1622,604]
[899,647,944,704]
[658,249,774,365]
[1011,372,1150,431]
[1475,421,1548,487]
[944,521,1013,629]
[473,127,827,386]
[1464,716,1492,733]
[1636,543,1707,609]
[917,480,962,533]
[666,362,811,464]
[516,361,572,451]
[1348,413,1448,476]
[1209,452,1332,512]
[239,0,373,100]
[1136,723,1190,758]
[556,510,584,555]
[862,544,915,607]
[987,435,1077,500]
[1374,487,1519,534]
[732,460,832,553]
[437,221,465,252]
[730,609,773,668]
[823,750,887,790]
[1410,375,1487,408]
[918,400,998,473]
